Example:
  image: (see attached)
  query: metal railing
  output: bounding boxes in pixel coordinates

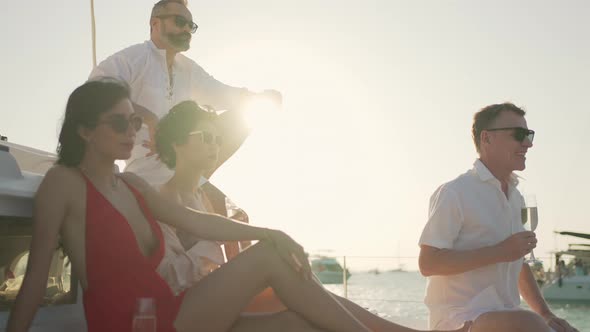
[332,255,556,300]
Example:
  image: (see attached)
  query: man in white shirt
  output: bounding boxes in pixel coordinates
[418,103,578,332]
[89,0,281,185]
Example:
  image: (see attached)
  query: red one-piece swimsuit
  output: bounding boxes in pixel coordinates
[81,175,184,331]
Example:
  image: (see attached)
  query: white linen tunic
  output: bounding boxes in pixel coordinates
[419,159,526,329]
[89,40,249,185]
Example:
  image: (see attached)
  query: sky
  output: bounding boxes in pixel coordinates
[1,1,589,271]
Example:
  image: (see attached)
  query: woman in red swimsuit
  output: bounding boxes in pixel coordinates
[6,79,470,332]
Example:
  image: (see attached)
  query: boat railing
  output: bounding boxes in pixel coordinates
[328,255,557,300]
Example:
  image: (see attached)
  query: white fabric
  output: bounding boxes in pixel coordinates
[89,40,249,185]
[155,182,224,295]
[156,222,224,295]
[419,159,526,329]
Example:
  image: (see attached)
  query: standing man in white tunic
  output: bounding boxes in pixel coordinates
[418,103,578,332]
[89,0,281,185]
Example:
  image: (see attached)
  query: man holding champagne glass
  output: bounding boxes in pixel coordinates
[418,103,578,332]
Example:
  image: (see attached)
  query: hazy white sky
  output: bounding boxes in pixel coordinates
[1,1,589,270]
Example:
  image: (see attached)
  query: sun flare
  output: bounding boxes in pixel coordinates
[241,96,281,129]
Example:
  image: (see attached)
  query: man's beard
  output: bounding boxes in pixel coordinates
[166,32,191,51]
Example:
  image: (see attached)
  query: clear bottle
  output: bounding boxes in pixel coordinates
[132,297,157,332]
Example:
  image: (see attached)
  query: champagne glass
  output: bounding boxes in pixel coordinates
[224,197,248,254]
[132,297,156,332]
[225,196,240,220]
[521,195,542,264]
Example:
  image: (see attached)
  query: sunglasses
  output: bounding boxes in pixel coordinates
[97,114,143,134]
[485,127,535,143]
[188,130,223,146]
[156,14,198,33]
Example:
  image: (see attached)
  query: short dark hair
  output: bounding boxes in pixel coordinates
[57,79,130,166]
[151,0,188,18]
[156,100,217,169]
[472,102,526,153]
[150,0,188,32]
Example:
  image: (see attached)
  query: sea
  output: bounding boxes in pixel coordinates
[323,271,590,331]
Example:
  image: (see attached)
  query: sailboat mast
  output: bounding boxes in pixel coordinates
[90,0,97,68]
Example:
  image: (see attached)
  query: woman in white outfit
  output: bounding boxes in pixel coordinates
[153,100,472,332]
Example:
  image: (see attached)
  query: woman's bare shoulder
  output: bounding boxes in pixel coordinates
[38,165,85,196]
[44,165,83,182]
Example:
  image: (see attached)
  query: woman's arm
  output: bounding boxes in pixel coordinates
[122,172,266,241]
[121,173,311,278]
[6,168,71,332]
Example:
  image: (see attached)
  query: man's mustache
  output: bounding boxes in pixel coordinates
[168,32,191,42]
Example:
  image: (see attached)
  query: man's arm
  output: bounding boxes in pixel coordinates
[205,108,250,178]
[419,231,537,276]
[190,63,282,177]
[420,244,503,276]
[519,264,551,315]
[519,264,579,332]
[205,90,282,178]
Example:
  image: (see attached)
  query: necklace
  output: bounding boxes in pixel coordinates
[166,64,175,101]
[78,166,119,189]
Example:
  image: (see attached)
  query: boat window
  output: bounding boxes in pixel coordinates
[0,216,77,311]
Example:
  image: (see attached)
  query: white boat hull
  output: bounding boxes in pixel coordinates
[315,270,351,284]
[543,276,590,302]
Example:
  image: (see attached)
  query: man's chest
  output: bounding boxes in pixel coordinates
[457,190,524,247]
[130,67,193,116]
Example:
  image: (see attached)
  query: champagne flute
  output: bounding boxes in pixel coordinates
[521,195,542,264]
[224,197,249,253]
[132,297,156,332]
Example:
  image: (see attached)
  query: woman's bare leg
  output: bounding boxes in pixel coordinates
[230,311,325,332]
[330,293,471,332]
[470,310,550,332]
[174,241,370,332]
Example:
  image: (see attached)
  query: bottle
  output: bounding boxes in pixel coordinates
[132,297,157,332]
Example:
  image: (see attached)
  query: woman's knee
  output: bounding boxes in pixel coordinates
[242,241,280,268]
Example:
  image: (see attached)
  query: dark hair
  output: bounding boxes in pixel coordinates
[56,79,130,166]
[150,0,188,33]
[156,100,217,169]
[151,0,188,18]
[472,102,526,153]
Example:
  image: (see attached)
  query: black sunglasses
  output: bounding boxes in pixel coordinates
[485,127,535,143]
[97,114,143,134]
[156,14,198,33]
[188,130,223,146]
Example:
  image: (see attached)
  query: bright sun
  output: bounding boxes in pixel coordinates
[241,96,281,129]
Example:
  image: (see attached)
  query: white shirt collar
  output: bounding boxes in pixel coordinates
[473,159,519,187]
[146,39,169,60]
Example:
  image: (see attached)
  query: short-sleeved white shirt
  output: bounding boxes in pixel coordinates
[89,40,249,185]
[419,159,526,329]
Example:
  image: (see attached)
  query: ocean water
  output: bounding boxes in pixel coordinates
[323,271,590,331]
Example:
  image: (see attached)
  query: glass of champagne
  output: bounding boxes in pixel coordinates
[521,195,541,264]
[132,297,156,332]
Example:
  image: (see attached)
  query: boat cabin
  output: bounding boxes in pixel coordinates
[0,141,87,331]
